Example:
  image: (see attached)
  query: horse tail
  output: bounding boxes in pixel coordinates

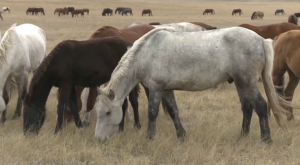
[262,39,290,130]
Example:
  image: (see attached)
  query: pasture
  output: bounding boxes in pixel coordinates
[1,0,300,164]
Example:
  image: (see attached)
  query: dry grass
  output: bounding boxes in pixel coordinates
[1,0,300,164]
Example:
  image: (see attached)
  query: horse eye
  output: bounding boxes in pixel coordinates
[106,111,111,115]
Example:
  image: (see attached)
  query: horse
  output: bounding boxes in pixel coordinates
[251,11,264,20]
[122,8,133,16]
[232,9,243,16]
[26,8,45,15]
[149,22,161,25]
[294,12,300,17]
[275,9,285,15]
[59,8,69,16]
[268,30,300,121]
[238,22,300,39]
[102,8,113,16]
[2,7,10,13]
[22,37,136,134]
[72,9,84,17]
[288,14,298,25]
[190,22,217,30]
[203,9,215,15]
[62,24,155,127]
[115,7,124,14]
[94,27,293,143]
[54,8,62,15]
[68,7,74,14]
[142,9,152,16]
[83,8,89,15]
[0,23,46,124]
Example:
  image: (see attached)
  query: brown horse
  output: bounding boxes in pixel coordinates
[275,9,285,15]
[288,14,298,25]
[26,7,45,15]
[102,8,113,16]
[268,30,300,121]
[142,9,152,16]
[203,9,215,15]
[62,24,155,127]
[72,9,84,17]
[238,22,299,39]
[232,9,243,16]
[54,8,62,15]
[59,7,69,16]
[115,7,124,14]
[190,22,217,30]
[83,8,89,15]
[251,11,264,20]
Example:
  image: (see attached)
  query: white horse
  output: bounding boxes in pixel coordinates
[94,27,293,143]
[0,23,46,123]
[2,7,10,13]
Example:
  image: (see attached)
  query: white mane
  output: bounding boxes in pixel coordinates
[0,23,17,63]
[102,27,175,95]
[154,22,206,32]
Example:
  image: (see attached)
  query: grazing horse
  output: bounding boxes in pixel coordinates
[203,9,215,15]
[275,9,285,15]
[83,8,89,15]
[102,8,113,16]
[251,11,264,20]
[26,7,45,15]
[59,7,69,16]
[62,24,155,127]
[23,37,136,134]
[268,30,300,121]
[67,7,74,14]
[54,8,62,15]
[190,22,217,30]
[232,9,243,16]
[2,7,10,13]
[95,27,293,143]
[149,22,161,25]
[142,9,152,16]
[122,8,133,16]
[0,23,46,123]
[115,7,124,14]
[288,14,298,25]
[294,12,300,17]
[72,9,84,17]
[238,22,300,39]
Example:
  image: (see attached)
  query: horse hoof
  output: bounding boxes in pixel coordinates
[147,131,155,140]
[12,113,21,120]
[177,128,186,139]
[262,137,273,144]
[134,123,141,129]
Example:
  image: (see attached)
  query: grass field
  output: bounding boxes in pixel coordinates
[1,0,300,164]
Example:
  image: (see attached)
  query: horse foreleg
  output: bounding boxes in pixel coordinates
[129,85,141,129]
[12,73,28,119]
[68,86,83,129]
[119,98,128,132]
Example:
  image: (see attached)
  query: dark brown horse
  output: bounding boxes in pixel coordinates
[251,11,264,20]
[62,24,155,127]
[190,22,217,30]
[72,9,84,17]
[203,9,215,15]
[288,14,298,25]
[238,22,299,39]
[83,8,89,15]
[142,9,152,16]
[23,37,135,134]
[67,7,74,14]
[26,7,45,15]
[59,7,69,16]
[115,7,124,14]
[102,8,113,16]
[268,30,300,121]
[54,8,62,15]
[122,8,133,16]
[232,9,243,16]
[275,9,285,15]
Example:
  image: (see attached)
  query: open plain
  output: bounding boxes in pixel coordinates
[1,0,300,164]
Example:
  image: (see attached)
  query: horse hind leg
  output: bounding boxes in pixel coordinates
[129,85,141,129]
[12,73,28,119]
[0,79,11,123]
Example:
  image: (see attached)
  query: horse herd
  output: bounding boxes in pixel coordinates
[54,7,89,17]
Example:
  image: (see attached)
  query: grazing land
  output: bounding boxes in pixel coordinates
[1,0,300,164]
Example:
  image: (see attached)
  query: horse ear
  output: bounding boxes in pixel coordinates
[108,89,115,100]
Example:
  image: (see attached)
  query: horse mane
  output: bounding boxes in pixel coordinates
[89,26,120,39]
[251,11,256,19]
[0,23,17,63]
[102,27,175,95]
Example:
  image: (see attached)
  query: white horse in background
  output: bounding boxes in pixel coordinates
[2,7,10,13]
[0,23,46,123]
[94,27,294,143]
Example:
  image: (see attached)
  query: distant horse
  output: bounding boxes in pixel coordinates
[102,8,113,16]
[203,9,215,15]
[232,9,243,16]
[149,22,161,25]
[288,14,298,25]
[190,22,217,30]
[72,9,84,17]
[238,22,300,39]
[251,11,264,20]
[59,7,69,16]
[268,30,300,121]
[115,7,124,14]
[22,37,134,134]
[62,24,155,127]
[83,8,89,15]
[2,7,10,13]
[68,7,74,14]
[275,9,285,15]
[94,27,292,143]
[0,23,46,124]
[54,8,62,15]
[142,9,152,16]
[26,7,45,15]
[294,12,300,17]
[122,8,133,16]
